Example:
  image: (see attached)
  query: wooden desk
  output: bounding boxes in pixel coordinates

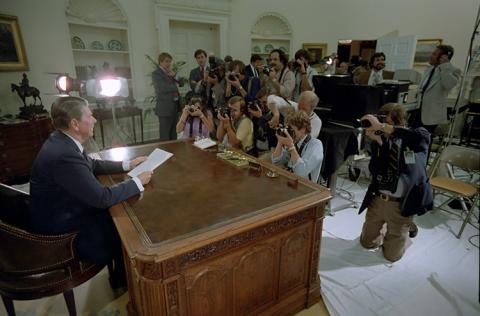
[100,141,331,316]
[92,106,143,148]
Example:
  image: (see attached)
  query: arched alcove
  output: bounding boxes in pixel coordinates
[251,12,292,59]
[66,0,126,25]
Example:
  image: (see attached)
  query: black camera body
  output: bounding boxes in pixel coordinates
[262,65,272,76]
[293,61,301,69]
[228,73,240,81]
[247,100,258,111]
[359,114,387,128]
[217,106,231,118]
[187,104,199,113]
[276,124,294,138]
[208,56,221,78]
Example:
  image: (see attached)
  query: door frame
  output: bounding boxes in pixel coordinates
[155,4,229,57]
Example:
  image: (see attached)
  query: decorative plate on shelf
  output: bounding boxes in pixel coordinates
[71,36,85,49]
[253,45,261,53]
[90,41,104,50]
[279,46,288,53]
[107,39,123,51]
[264,44,274,53]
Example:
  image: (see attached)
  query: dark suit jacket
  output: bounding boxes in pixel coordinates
[189,66,204,92]
[245,64,259,78]
[359,127,433,217]
[152,68,180,117]
[29,131,140,263]
[357,70,394,85]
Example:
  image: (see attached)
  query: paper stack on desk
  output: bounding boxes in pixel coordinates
[193,138,217,149]
[128,148,173,177]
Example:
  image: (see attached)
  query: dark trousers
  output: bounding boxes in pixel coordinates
[158,115,178,141]
[74,211,126,287]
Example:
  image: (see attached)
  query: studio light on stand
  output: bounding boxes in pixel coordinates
[54,74,82,95]
[86,76,130,148]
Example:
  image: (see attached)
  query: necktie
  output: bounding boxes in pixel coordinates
[200,67,205,79]
[421,67,436,94]
[388,140,399,173]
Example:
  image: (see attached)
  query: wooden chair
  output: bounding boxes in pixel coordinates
[428,145,479,238]
[0,183,105,316]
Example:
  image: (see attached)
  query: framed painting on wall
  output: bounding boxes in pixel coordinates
[0,14,29,71]
[302,43,328,66]
[414,39,442,66]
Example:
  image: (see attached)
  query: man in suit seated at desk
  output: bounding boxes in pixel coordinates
[29,96,153,288]
[357,52,394,86]
[272,111,324,183]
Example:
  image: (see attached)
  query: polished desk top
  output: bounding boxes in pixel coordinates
[100,140,330,257]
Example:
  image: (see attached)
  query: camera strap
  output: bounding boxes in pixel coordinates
[295,134,312,156]
[287,134,313,181]
[188,116,203,137]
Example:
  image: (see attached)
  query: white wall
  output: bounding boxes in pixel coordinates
[0,0,478,116]
[230,0,478,71]
[116,0,157,105]
[0,0,74,115]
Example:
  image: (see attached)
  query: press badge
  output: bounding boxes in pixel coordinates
[404,147,415,164]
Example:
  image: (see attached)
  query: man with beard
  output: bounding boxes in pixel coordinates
[265,49,295,99]
[357,52,394,86]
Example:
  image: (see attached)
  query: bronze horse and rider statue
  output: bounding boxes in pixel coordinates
[11,73,43,107]
[11,73,46,119]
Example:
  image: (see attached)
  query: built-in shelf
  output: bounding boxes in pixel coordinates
[73,49,129,54]
[250,14,292,60]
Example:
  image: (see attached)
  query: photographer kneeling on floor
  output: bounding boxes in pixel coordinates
[358,103,433,262]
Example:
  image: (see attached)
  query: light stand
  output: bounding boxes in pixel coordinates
[444,6,480,147]
[87,77,132,148]
[429,6,480,175]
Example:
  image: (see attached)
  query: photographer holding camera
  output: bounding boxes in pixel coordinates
[225,60,261,102]
[216,96,254,154]
[176,95,214,139]
[198,55,226,111]
[358,103,433,262]
[272,111,324,183]
[292,49,318,101]
[247,88,282,158]
[266,49,295,100]
[267,91,322,139]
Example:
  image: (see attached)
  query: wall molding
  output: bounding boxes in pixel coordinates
[154,4,230,57]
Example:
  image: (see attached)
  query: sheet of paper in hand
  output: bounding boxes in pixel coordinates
[127,148,173,177]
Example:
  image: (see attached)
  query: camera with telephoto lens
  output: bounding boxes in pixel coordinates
[276,124,295,138]
[262,65,273,76]
[208,56,221,78]
[359,114,387,128]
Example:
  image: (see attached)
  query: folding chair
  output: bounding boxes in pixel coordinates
[428,145,479,238]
